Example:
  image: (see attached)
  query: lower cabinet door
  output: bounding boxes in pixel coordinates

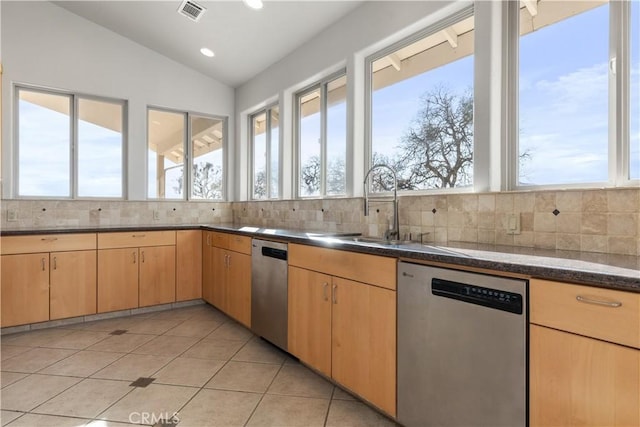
[530,325,640,427]
[98,248,139,313]
[1,253,50,327]
[50,250,97,319]
[211,247,227,310]
[331,277,397,416]
[287,266,332,377]
[226,251,251,327]
[139,245,176,307]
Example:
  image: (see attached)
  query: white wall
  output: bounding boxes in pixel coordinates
[1,1,234,200]
[234,0,493,201]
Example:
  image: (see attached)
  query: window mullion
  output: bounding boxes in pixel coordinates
[71,95,78,199]
[265,109,272,199]
[185,113,191,201]
[320,83,328,197]
[610,0,630,185]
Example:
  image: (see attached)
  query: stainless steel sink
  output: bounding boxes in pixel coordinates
[337,236,467,257]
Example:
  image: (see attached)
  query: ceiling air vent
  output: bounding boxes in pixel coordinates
[177,0,206,22]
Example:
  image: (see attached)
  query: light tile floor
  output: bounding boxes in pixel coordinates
[0,304,397,427]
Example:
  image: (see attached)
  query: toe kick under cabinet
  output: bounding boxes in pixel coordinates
[97,231,176,312]
[1,233,97,327]
[287,243,397,417]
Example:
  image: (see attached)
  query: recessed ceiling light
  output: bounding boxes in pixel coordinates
[243,0,263,10]
[200,47,215,58]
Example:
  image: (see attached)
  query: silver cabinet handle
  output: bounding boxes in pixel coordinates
[576,295,622,308]
[53,256,57,270]
[207,235,211,246]
[41,237,58,241]
[227,254,231,268]
[323,283,329,301]
[41,257,46,271]
[332,283,337,304]
[132,234,146,238]
[141,251,145,263]
[133,251,137,264]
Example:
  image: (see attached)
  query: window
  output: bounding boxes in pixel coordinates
[251,105,280,199]
[147,109,185,199]
[368,9,474,192]
[631,0,639,180]
[297,73,347,197]
[17,87,125,198]
[147,108,226,200]
[516,0,637,186]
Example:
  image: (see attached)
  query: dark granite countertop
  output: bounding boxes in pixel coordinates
[2,223,638,293]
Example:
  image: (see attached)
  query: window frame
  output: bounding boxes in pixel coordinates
[364,6,475,195]
[13,84,127,200]
[294,68,348,199]
[146,106,228,202]
[509,0,638,190]
[249,103,280,200]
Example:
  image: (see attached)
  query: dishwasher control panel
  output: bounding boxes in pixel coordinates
[432,278,523,314]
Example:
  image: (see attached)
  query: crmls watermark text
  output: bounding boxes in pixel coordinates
[128,411,179,424]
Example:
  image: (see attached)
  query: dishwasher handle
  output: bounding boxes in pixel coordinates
[261,246,288,261]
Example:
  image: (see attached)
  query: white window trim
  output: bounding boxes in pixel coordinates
[511,0,638,190]
[13,84,128,200]
[146,106,228,202]
[249,103,280,200]
[294,68,348,199]
[364,5,475,195]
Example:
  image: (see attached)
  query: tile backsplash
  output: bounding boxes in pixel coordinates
[233,188,640,256]
[0,200,232,229]
[1,188,638,256]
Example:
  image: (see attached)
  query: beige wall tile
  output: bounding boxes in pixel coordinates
[534,232,556,249]
[478,229,496,244]
[533,212,556,232]
[512,231,532,247]
[447,195,464,212]
[557,233,581,251]
[581,235,608,253]
[607,189,640,212]
[582,191,607,213]
[608,213,638,236]
[513,193,535,213]
[478,212,495,230]
[555,191,582,212]
[495,194,514,213]
[556,213,582,234]
[520,212,534,232]
[535,192,556,213]
[421,211,435,227]
[608,237,638,256]
[581,213,608,235]
[478,195,495,212]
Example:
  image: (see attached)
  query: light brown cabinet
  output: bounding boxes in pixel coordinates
[176,230,202,301]
[97,231,176,313]
[1,253,50,327]
[50,250,97,320]
[288,244,397,417]
[530,279,640,426]
[1,233,97,327]
[202,231,251,327]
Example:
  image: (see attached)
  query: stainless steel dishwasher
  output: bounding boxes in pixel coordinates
[251,239,288,351]
[398,262,528,427]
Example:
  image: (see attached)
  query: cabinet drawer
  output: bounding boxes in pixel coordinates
[530,279,640,349]
[289,244,396,290]
[210,231,230,249]
[228,234,251,255]
[98,230,176,249]
[1,233,96,254]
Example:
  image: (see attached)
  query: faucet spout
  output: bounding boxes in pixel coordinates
[363,164,399,241]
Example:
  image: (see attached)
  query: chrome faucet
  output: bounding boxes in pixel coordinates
[363,164,399,241]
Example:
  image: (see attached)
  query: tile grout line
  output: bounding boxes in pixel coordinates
[242,354,289,427]
[323,385,338,427]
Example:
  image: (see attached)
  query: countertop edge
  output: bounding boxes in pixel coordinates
[2,224,638,293]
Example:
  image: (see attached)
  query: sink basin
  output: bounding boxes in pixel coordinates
[337,236,467,257]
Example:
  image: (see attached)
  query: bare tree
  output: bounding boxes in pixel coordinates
[395,86,474,189]
[174,162,222,199]
[300,155,321,196]
[254,169,266,199]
